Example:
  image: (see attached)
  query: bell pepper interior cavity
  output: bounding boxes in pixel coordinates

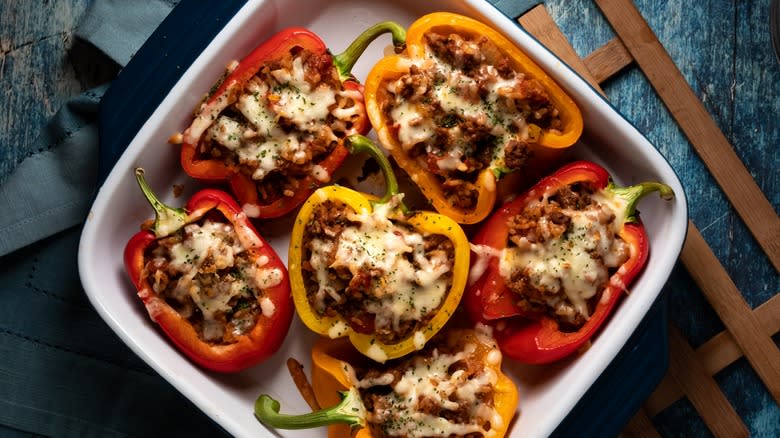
[180,24,403,218]
[496,182,633,327]
[140,210,284,344]
[254,327,518,438]
[365,12,583,224]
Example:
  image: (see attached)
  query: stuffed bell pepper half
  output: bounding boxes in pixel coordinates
[464,161,674,364]
[254,326,518,438]
[288,134,470,363]
[123,169,293,372]
[177,23,405,218]
[364,12,583,224]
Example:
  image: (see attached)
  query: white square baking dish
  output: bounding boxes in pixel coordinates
[79,0,688,437]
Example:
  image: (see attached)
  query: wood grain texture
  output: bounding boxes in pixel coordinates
[667,325,749,438]
[0,1,86,180]
[594,0,780,272]
[646,293,780,416]
[544,1,779,435]
[679,225,780,403]
[583,37,633,83]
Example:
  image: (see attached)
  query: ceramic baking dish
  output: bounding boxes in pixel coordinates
[79,0,688,436]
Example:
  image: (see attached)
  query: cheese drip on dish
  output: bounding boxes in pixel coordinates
[145,219,282,343]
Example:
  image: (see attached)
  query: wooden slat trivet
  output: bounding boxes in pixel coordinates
[622,408,662,438]
[593,0,780,272]
[647,293,780,415]
[679,228,780,402]
[594,0,780,406]
[667,325,749,437]
[515,2,780,436]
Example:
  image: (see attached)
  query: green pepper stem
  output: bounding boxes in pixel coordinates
[333,21,407,81]
[254,388,366,431]
[134,168,188,238]
[609,180,675,223]
[345,134,409,214]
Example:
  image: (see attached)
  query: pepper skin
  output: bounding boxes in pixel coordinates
[180,23,405,218]
[288,135,470,363]
[254,327,519,438]
[464,161,674,364]
[364,12,583,224]
[123,169,293,372]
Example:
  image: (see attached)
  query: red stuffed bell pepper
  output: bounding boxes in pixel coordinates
[178,23,405,218]
[464,161,674,364]
[123,168,293,372]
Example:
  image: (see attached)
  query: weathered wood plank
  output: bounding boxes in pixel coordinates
[0,0,95,182]
[583,37,633,83]
[594,0,780,272]
[680,225,780,403]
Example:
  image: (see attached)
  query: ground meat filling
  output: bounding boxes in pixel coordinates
[140,213,270,344]
[500,184,630,330]
[353,330,499,437]
[382,31,563,210]
[302,199,455,345]
[194,46,363,205]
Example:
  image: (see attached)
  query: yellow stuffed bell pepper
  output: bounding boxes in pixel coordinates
[364,12,583,224]
[288,134,469,363]
[254,327,519,437]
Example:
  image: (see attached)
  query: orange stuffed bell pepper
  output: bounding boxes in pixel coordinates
[364,12,583,224]
[254,327,519,438]
[288,134,470,363]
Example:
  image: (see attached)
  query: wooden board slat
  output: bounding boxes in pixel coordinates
[594,0,780,272]
[582,37,633,83]
[681,225,780,403]
[645,293,780,416]
[623,408,663,438]
[667,325,749,438]
[518,5,602,90]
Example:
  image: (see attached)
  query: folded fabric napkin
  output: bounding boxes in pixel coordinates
[0,0,178,257]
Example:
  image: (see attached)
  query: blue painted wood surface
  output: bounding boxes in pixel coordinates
[0,0,777,436]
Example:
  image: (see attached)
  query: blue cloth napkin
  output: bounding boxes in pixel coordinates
[0,1,227,436]
[0,0,178,257]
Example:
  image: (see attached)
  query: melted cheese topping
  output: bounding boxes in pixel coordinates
[498,191,628,318]
[388,50,532,172]
[162,220,281,338]
[195,54,357,182]
[354,341,502,437]
[308,198,452,339]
